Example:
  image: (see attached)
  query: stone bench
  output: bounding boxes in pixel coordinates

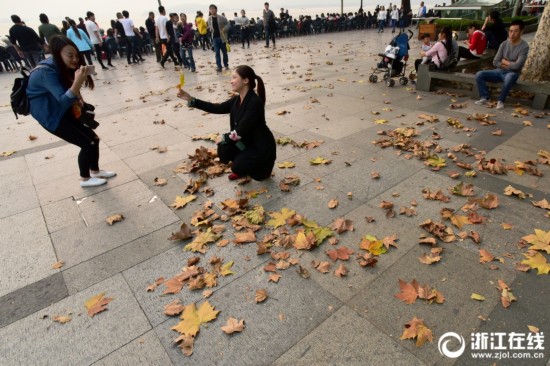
[416,63,550,110]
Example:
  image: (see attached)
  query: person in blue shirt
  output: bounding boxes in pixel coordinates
[27,35,116,187]
[66,19,96,68]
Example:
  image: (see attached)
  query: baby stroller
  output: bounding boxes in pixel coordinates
[369,30,413,87]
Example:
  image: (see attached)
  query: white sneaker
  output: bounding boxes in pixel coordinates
[90,170,117,178]
[80,177,107,187]
[475,98,488,105]
[496,101,504,110]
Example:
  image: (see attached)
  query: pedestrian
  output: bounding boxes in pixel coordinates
[240,10,250,48]
[146,11,161,62]
[179,13,196,72]
[169,13,184,66]
[38,14,61,45]
[9,15,45,68]
[120,10,144,64]
[207,4,229,72]
[85,11,113,70]
[482,10,507,50]
[458,24,486,61]
[157,6,180,68]
[263,2,276,48]
[66,19,95,68]
[26,35,116,187]
[377,6,386,33]
[391,5,399,33]
[475,20,529,110]
[195,11,209,51]
[176,65,276,181]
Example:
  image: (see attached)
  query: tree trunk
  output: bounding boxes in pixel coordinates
[521,5,550,82]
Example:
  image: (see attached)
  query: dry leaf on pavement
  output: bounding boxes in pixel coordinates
[85,292,114,317]
[221,317,245,334]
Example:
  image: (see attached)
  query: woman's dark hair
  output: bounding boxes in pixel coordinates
[50,35,94,90]
[234,65,265,104]
[440,26,453,56]
[489,10,501,22]
[68,19,82,40]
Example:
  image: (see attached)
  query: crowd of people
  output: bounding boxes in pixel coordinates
[3,3,538,185]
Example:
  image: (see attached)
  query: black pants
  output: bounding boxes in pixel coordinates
[458,46,480,61]
[93,44,106,68]
[81,50,93,65]
[217,143,275,181]
[154,40,162,62]
[160,39,178,65]
[126,36,141,63]
[52,112,100,178]
[241,27,250,47]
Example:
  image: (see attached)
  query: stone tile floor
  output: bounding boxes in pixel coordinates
[0,29,549,366]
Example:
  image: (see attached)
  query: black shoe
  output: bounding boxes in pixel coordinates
[102,66,108,70]
[128,61,133,65]
[216,68,222,72]
[160,61,165,68]
[107,63,114,67]
[224,66,229,70]
[140,58,146,62]
[264,45,269,48]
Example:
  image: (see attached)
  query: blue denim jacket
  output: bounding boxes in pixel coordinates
[27,58,78,132]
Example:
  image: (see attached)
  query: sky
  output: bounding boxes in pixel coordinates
[0,0,431,38]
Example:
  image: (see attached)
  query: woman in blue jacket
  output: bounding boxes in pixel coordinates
[66,19,95,67]
[177,65,276,181]
[27,35,115,187]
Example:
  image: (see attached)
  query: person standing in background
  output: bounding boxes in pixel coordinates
[38,14,61,45]
[207,4,229,72]
[195,11,209,51]
[157,6,180,68]
[146,12,161,62]
[120,10,144,64]
[263,2,276,48]
[179,13,196,72]
[66,19,95,69]
[9,15,45,68]
[85,11,112,70]
[391,5,399,33]
[240,10,250,49]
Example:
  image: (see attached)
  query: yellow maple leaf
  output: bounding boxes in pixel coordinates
[521,251,550,275]
[266,207,296,228]
[84,292,114,317]
[400,316,433,347]
[184,228,221,253]
[522,229,550,254]
[170,195,197,209]
[359,235,387,255]
[309,156,332,165]
[374,119,389,124]
[426,155,446,168]
[471,293,486,301]
[171,301,220,337]
[277,161,296,169]
[220,261,234,276]
[450,215,470,229]
[203,272,218,288]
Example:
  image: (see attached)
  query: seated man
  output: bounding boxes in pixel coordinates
[475,20,529,110]
[458,24,486,60]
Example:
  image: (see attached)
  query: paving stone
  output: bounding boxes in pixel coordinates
[123,140,200,175]
[0,184,39,219]
[273,305,424,366]
[42,197,85,234]
[52,199,178,268]
[123,231,267,327]
[0,274,151,366]
[63,224,182,295]
[153,265,342,365]
[294,201,424,303]
[321,147,424,203]
[92,330,174,366]
[347,244,516,366]
[0,207,58,297]
[0,168,33,192]
[110,129,188,160]
[0,273,68,328]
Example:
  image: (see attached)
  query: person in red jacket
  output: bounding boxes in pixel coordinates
[458,24,487,60]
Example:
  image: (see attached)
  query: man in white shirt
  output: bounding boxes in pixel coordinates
[120,10,144,64]
[85,11,112,69]
[156,5,179,67]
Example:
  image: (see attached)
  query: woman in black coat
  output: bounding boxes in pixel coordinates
[177,65,276,181]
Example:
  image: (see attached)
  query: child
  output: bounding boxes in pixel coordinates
[420,33,433,64]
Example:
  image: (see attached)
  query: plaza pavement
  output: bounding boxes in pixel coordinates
[0,29,549,366]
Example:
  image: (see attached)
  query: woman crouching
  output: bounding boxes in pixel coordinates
[177,65,276,181]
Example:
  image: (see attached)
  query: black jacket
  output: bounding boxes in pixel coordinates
[194,90,276,161]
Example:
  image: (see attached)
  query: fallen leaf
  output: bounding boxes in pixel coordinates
[220,261,235,276]
[419,253,441,265]
[154,177,168,186]
[528,325,540,333]
[328,199,339,209]
[521,250,550,275]
[233,230,257,244]
[395,279,419,304]
[171,301,220,337]
[471,293,486,301]
[479,249,495,264]
[170,195,197,209]
[326,246,354,261]
[314,261,331,273]
[277,161,296,169]
[51,261,65,269]
[164,299,186,316]
[174,334,194,356]
[28,135,37,141]
[400,316,433,347]
[330,217,354,234]
[497,279,517,308]
[268,273,281,282]
[85,292,114,317]
[309,156,332,165]
[184,228,221,253]
[266,208,295,228]
[334,263,348,277]
[297,265,310,279]
[504,185,531,199]
[255,289,268,303]
[53,315,71,324]
[522,229,550,254]
[106,214,124,225]
[168,223,193,241]
[221,317,245,334]
[532,199,550,210]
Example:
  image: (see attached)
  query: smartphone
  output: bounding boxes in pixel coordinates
[86,65,95,75]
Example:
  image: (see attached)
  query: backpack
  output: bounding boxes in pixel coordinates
[10,65,49,119]
[436,39,458,71]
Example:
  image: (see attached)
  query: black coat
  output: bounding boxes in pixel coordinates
[194,89,276,163]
